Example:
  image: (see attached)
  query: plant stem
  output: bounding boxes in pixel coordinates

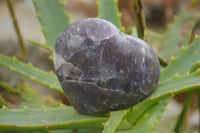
[174,91,193,133]
[6,0,27,58]
[133,0,146,40]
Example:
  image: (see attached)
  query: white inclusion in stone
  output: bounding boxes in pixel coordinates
[77,27,80,31]
[134,59,137,64]
[120,69,123,74]
[53,51,65,70]
[142,57,145,63]
[68,35,84,48]
[141,47,146,64]
[140,47,146,55]
[147,79,152,83]
[133,82,137,85]
[56,40,60,44]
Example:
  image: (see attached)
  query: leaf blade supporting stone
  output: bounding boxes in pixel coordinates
[0,105,107,131]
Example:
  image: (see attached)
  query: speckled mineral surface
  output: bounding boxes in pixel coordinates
[54,18,160,114]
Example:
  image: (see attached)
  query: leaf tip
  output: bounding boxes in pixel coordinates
[40,26,44,32]
[41,105,48,110]
[1,105,8,109]
[170,56,176,62]
[170,91,175,96]
[28,62,33,66]
[185,71,190,75]
[44,41,49,46]
[35,13,39,18]
[195,68,200,74]
[30,76,35,81]
[49,70,54,75]
[23,105,29,109]
[194,34,200,39]
[114,0,118,4]
[12,56,17,60]
[60,0,66,6]
[181,46,187,51]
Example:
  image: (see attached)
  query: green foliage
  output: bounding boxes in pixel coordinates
[0,105,107,131]
[26,39,53,52]
[0,54,63,94]
[0,0,200,132]
[151,71,200,98]
[16,82,61,108]
[160,36,200,81]
[132,97,169,130]
[174,91,193,133]
[32,0,70,48]
[0,81,18,93]
[126,96,170,128]
[97,0,123,30]
[102,110,128,133]
[158,8,200,61]
[116,126,152,133]
[0,96,7,108]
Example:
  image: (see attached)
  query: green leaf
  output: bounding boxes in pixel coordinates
[174,91,193,133]
[26,39,53,52]
[32,0,70,47]
[0,54,63,94]
[16,82,61,108]
[126,95,170,128]
[151,71,200,99]
[26,39,54,60]
[0,105,107,131]
[158,9,200,61]
[116,126,155,133]
[102,110,127,133]
[131,27,138,37]
[160,36,200,81]
[134,97,169,129]
[47,129,73,133]
[126,98,160,125]
[126,98,159,126]
[0,96,7,108]
[49,128,103,133]
[197,89,200,125]
[16,82,41,108]
[78,128,103,133]
[97,0,123,30]
[126,71,200,130]
[125,37,200,130]
[190,61,200,73]
[0,81,18,93]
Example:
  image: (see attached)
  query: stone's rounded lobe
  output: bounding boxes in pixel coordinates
[54,18,160,114]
